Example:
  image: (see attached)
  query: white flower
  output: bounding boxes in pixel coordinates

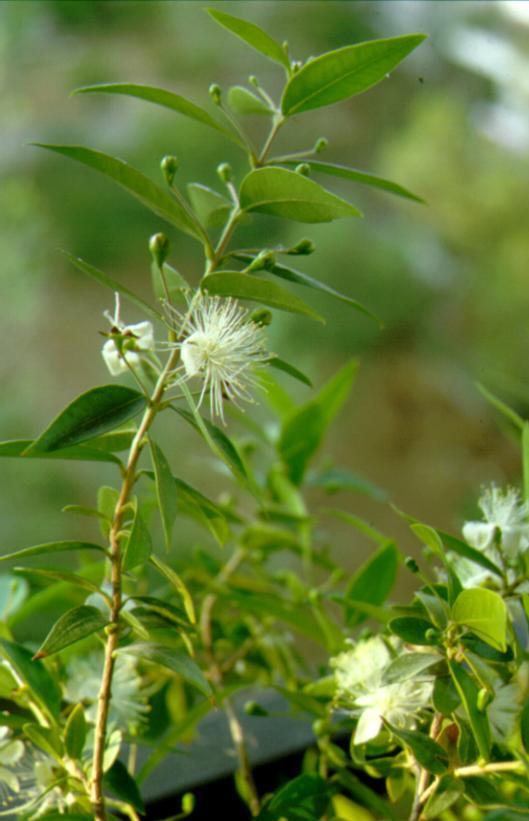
[102,292,154,376]
[0,731,72,817]
[330,637,432,745]
[463,485,529,562]
[168,293,268,423]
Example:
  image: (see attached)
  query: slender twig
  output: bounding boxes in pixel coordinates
[408,713,443,821]
[418,760,524,808]
[257,115,285,166]
[90,345,180,820]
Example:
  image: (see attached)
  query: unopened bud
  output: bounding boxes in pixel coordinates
[217,162,233,184]
[209,83,222,105]
[405,556,420,574]
[244,700,268,717]
[248,75,259,88]
[288,238,316,256]
[250,309,273,327]
[315,137,328,153]
[149,233,170,267]
[161,155,179,186]
[425,628,439,642]
[295,163,310,176]
[247,250,275,272]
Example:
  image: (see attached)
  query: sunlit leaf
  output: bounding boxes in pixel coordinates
[33,605,108,659]
[207,7,290,71]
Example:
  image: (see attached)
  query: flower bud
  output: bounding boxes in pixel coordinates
[287,238,316,256]
[248,75,259,88]
[181,793,195,815]
[404,556,419,574]
[161,155,179,186]
[244,700,268,717]
[209,83,222,105]
[424,628,439,642]
[149,233,170,267]
[315,137,328,153]
[247,250,275,272]
[217,162,233,184]
[250,309,273,327]
[295,163,310,176]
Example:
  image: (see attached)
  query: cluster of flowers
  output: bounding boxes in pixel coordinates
[101,292,269,423]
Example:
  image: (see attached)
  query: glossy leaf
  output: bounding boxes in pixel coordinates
[26,385,147,453]
[149,439,177,551]
[123,505,152,571]
[433,676,460,715]
[261,774,334,821]
[172,406,248,482]
[103,759,145,814]
[382,652,440,685]
[207,8,290,71]
[73,82,231,138]
[64,252,161,320]
[202,271,323,322]
[451,588,507,652]
[150,555,196,624]
[64,703,88,761]
[228,85,272,115]
[267,356,312,387]
[187,183,231,228]
[33,605,108,659]
[234,253,378,321]
[0,439,121,465]
[0,540,105,563]
[0,638,61,719]
[282,160,424,203]
[389,616,438,645]
[385,723,448,775]
[33,144,202,241]
[438,530,503,578]
[118,643,212,697]
[282,34,426,115]
[279,360,358,483]
[345,541,398,628]
[448,660,491,759]
[240,167,362,222]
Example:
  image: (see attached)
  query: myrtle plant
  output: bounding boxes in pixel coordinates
[1,7,527,821]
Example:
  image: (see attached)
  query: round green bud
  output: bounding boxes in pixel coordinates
[424,628,439,642]
[295,163,310,176]
[250,309,273,327]
[149,233,170,267]
[181,793,195,814]
[244,700,268,717]
[248,75,259,88]
[217,162,233,184]
[247,250,275,272]
[315,137,328,153]
[161,155,179,186]
[208,83,222,105]
[404,556,420,574]
[288,238,316,256]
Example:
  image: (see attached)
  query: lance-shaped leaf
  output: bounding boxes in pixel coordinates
[172,406,248,483]
[267,356,312,387]
[451,588,507,652]
[64,252,161,321]
[282,34,427,115]
[103,759,145,815]
[228,85,272,116]
[26,385,147,453]
[240,167,362,222]
[33,605,108,659]
[202,271,323,322]
[117,643,212,697]
[282,160,424,203]
[150,555,196,624]
[207,7,290,72]
[385,723,448,776]
[0,638,61,719]
[0,541,106,563]
[149,439,177,551]
[187,183,232,228]
[15,568,105,599]
[345,541,398,628]
[0,439,121,465]
[64,704,88,761]
[438,530,503,579]
[33,144,203,241]
[73,82,232,138]
[123,504,152,572]
[448,660,491,760]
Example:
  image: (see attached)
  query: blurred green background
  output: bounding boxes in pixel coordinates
[1,0,529,598]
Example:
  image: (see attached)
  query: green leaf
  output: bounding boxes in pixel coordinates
[174,477,228,547]
[228,590,327,645]
[26,385,147,453]
[389,616,438,645]
[423,775,463,819]
[123,504,152,571]
[150,556,196,624]
[451,588,508,652]
[103,759,145,814]
[262,774,334,821]
[0,439,121,465]
[64,252,161,320]
[240,167,362,222]
[33,605,108,659]
[73,81,232,138]
[0,638,61,719]
[149,439,177,551]
[234,253,378,321]
[118,643,212,697]
[307,467,386,500]
[385,723,448,775]
[14,568,104,598]
[433,676,460,715]
[382,652,440,685]
[448,660,491,760]
[523,423,529,504]
[151,261,190,302]
[172,406,248,483]
[0,540,105,563]
[227,85,272,116]
[281,34,426,115]
[520,699,529,754]
[267,356,312,387]
[23,723,63,762]
[187,183,231,228]
[0,575,28,620]
[279,360,358,483]
[207,7,290,71]
[282,160,425,203]
[64,703,88,760]
[33,144,202,241]
[131,596,188,629]
[345,541,398,628]
[438,530,503,578]
[202,270,324,322]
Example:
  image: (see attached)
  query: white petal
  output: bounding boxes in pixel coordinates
[354,708,382,745]
[102,340,128,376]
[462,521,496,552]
[126,321,154,350]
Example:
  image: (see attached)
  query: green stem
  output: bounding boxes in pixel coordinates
[257,114,285,166]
